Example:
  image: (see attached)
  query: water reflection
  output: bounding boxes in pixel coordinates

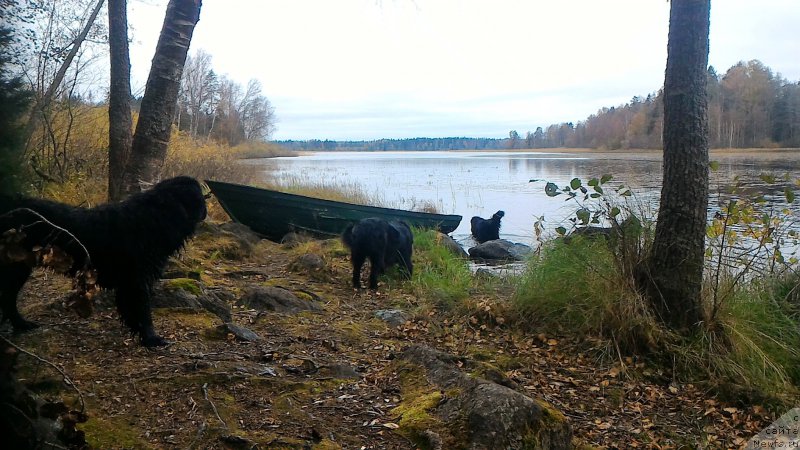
[254,150,800,246]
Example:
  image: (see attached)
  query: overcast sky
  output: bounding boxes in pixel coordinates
[128,0,800,141]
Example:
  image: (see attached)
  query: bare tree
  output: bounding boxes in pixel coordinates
[179,49,217,137]
[641,0,711,331]
[120,0,202,196]
[239,79,275,141]
[22,0,106,147]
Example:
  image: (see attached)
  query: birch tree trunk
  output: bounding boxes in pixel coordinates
[120,0,202,196]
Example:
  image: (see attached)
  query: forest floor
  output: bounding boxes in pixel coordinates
[4,222,783,449]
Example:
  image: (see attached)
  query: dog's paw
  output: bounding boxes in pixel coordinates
[141,334,171,347]
[12,319,40,333]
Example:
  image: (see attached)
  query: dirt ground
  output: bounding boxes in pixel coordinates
[3,224,781,449]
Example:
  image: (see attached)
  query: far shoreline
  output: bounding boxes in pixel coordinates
[288,147,800,158]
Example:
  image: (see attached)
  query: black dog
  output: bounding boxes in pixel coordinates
[0,176,207,347]
[470,210,505,243]
[341,218,413,289]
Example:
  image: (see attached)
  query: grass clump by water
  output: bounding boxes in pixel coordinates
[405,229,472,308]
[670,286,800,403]
[513,236,659,354]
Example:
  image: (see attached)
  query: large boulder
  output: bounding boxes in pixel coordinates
[391,345,572,450]
[468,239,532,261]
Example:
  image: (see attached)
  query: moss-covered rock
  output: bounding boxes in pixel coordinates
[164,277,203,296]
[390,345,572,450]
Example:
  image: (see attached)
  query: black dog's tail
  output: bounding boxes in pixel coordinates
[341,223,355,249]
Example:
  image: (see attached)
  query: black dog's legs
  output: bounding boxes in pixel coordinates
[115,284,168,347]
[351,250,366,289]
[367,252,386,290]
[0,264,38,332]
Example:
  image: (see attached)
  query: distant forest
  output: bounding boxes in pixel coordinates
[277,60,800,151]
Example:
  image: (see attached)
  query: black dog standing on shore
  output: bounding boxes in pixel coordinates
[470,210,505,243]
[0,176,207,347]
[342,218,413,289]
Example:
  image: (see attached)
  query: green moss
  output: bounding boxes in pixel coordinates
[163,277,202,295]
[393,391,442,425]
[312,438,343,449]
[390,391,443,446]
[518,399,571,450]
[386,361,451,448]
[295,290,315,302]
[159,309,218,329]
[80,416,149,449]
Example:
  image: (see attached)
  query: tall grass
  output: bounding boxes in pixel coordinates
[230,141,295,159]
[513,236,659,353]
[669,286,800,403]
[404,229,472,307]
[265,174,388,207]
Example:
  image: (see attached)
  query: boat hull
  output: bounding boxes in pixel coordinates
[206,180,462,242]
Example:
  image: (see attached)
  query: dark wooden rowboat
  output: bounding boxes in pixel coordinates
[206,180,462,242]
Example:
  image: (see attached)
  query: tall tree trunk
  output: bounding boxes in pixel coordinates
[642,0,710,331]
[24,0,106,148]
[107,0,133,202]
[120,0,202,196]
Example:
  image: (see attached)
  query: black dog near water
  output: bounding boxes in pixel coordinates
[0,176,207,347]
[341,218,413,289]
[470,210,505,243]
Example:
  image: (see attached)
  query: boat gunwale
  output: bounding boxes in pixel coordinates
[205,179,462,222]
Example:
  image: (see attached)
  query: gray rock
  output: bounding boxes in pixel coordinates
[319,363,361,380]
[151,281,233,322]
[239,285,323,314]
[216,323,261,342]
[468,239,532,261]
[437,232,469,258]
[375,309,410,327]
[399,345,572,450]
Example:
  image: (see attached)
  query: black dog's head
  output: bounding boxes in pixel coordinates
[491,210,505,221]
[151,176,208,225]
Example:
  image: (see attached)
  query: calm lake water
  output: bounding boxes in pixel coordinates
[252,150,800,247]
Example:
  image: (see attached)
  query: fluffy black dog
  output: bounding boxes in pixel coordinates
[341,218,413,289]
[470,210,505,243]
[0,176,207,347]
